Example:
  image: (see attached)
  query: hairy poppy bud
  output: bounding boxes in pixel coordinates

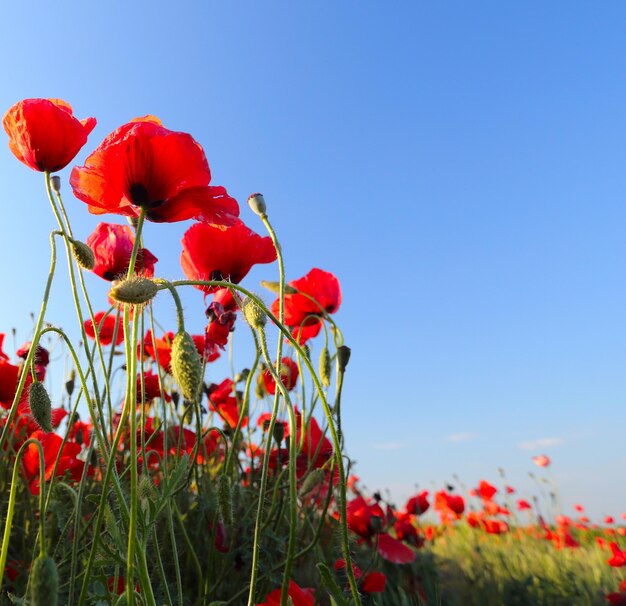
[109,277,158,305]
[298,468,326,497]
[247,192,267,216]
[71,239,95,271]
[65,369,75,397]
[337,345,351,373]
[217,474,233,526]
[319,346,331,387]
[170,330,202,401]
[29,555,59,606]
[241,297,266,329]
[50,175,61,194]
[29,381,52,433]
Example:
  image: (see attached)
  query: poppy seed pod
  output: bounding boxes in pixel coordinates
[29,555,59,606]
[71,239,95,271]
[273,422,285,445]
[109,277,158,305]
[50,175,61,193]
[247,192,266,216]
[29,380,53,433]
[319,346,331,387]
[170,330,203,401]
[241,297,266,329]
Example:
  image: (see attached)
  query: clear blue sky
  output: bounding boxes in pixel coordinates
[1,1,625,519]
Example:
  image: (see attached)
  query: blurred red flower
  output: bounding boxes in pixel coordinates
[84,311,124,346]
[608,542,626,567]
[271,268,342,344]
[517,499,532,511]
[262,358,299,395]
[532,454,550,467]
[405,490,430,515]
[3,98,95,172]
[87,223,158,281]
[181,219,276,293]
[70,117,239,223]
[257,581,315,606]
[477,480,497,501]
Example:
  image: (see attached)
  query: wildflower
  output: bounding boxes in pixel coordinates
[405,490,430,515]
[181,219,276,294]
[257,581,315,606]
[377,532,416,564]
[86,223,157,280]
[532,454,551,467]
[70,116,239,223]
[84,311,124,346]
[271,268,342,344]
[3,98,95,172]
[262,357,299,395]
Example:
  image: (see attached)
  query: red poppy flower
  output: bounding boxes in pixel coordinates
[0,356,20,409]
[361,572,387,594]
[206,379,247,429]
[22,430,85,494]
[517,499,532,511]
[405,490,430,515]
[262,358,299,395]
[205,288,238,352]
[271,268,342,344]
[532,454,550,467]
[257,581,315,606]
[137,371,171,403]
[608,542,626,567]
[607,581,626,606]
[377,533,416,564]
[141,330,174,371]
[84,311,124,346]
[87,222,158,281]
[3,98,96,172]
[296,411,332,469]
[70,117,239,223]
[181,219,276,293]
[477,480,497,501]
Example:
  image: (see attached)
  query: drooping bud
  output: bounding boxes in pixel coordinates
[29,555,59,606]
[337,345,351,373]
[65,369,75,397]
[170,331,203,401]
[319,346,331,387]
[260,280,297,295]
[29,381,53,432]
[234,368,250,383]
[298,468,326,497]
[241,296,266,329]
[273,422,285,445]
[109,277,158,305]
[217,474,233,526]
[247,192,267,216]
[50,175,61,194]
[71,239,95,270]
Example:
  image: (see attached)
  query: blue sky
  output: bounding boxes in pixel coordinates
[1,2,625,519]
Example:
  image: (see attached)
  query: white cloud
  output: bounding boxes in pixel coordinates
[518,437,564,451]
[373,442,405,451]
[445,432,474,443]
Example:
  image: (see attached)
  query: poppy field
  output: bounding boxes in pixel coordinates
[0,98,625,606]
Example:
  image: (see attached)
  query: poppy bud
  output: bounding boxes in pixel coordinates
[273,422,285,445]
[50,175,61,194]
[70,239,95,271]
[217,474,233,526]
[109,277,158,305]
[170,331,203,401]
[29,555,59,606]
[260,280,297,295]
[234,369,250,383]
[337,345,351,373]
[241,297,266,329]
[319,346,331,387]
[298,468,326,497]
[65,369,75,397]
[29,381,53,433]
[247,192,267,216]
